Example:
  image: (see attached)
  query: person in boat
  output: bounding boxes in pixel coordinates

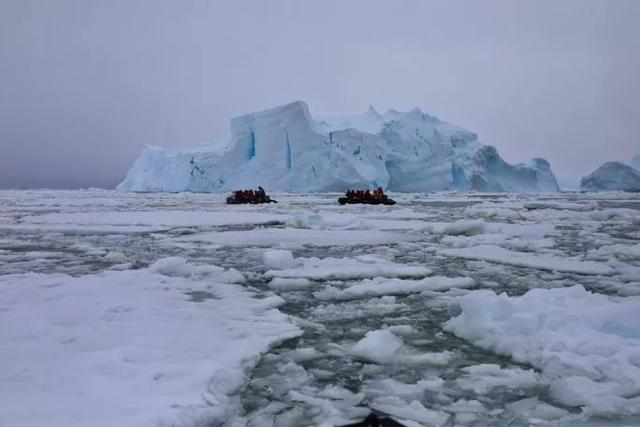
[257,186,267,203]
[372,187,383,202]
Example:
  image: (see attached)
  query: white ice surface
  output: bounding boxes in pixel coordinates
[2,190,640,426]
[315,276,475,300]
[347,329,454,367]
[265,254,430,280]
[440,244,613,275]
[19,210,288,229]
[182,228,417,248]
[446,285,640,415]
[0,262,300,427]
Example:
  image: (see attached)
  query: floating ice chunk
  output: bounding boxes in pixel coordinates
[0,269,300,427]
[314,276,475,300]
[262,249,296,269]
[445,285,640,415]
[288,389,365,425]
[350,329,404,364]
[504,397,570,423]
[386,324,417,336]
[347,329,454,366]
[149,256,193,277]
[266,255,430,281]
[317,384,365,407]
[309,296,408,322]
[183,228,417,248]
[456,364,541,394]
[21,210,289,230]
[442,399,487,425]
[440,244,613,275]
[191,264,245,283]
[363,378,444,402]
[267,277,312,291]
[589,243,640,262]
[370,396,450,426]
[283,347,323,362]
[149,257,245,283]
[424,219,487,236]
[285,211,327,229]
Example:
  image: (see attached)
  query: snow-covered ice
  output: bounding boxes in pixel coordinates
[0,263,300,427]
[440,244,613,274]
[265,253,431,280]
[446,285,640,416]
[1,189,639,426]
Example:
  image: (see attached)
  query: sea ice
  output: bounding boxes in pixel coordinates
[266,254,430,280]
[445,285,640,415]
[314,276,475,300]
[440,244,613,274]
[0,261,300,427]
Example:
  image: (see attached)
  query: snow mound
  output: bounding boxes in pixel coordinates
[445,285,640,415]
[581,161,640,192]
[118,101,559,193]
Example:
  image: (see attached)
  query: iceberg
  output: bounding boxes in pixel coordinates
[580,161,640,192]
[632,153,640,171]
[118,101,559,193]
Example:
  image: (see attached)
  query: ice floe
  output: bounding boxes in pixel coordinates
[446,285,640,415]
[314,276,476,300]
[265,253,430,280]
[0,261,300,427]
[441,244,613,274]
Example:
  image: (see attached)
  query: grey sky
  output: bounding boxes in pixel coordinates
[1,0,638,189]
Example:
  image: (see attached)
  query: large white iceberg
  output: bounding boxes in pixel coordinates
[581,161,640,192]
[118,101,559,193]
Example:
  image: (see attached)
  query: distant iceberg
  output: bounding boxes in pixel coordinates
[118,101,559,193]
[581,161,640,192]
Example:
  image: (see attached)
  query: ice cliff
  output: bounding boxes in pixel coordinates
[581,161,640,192]
[118,101,559,193]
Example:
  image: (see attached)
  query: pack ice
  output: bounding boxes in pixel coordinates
[118,101,559,193]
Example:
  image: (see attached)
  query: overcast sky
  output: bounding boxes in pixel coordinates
[1,0,638,189]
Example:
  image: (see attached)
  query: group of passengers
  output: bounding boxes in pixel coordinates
[232,186,273,204]
[345,187,387,203]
